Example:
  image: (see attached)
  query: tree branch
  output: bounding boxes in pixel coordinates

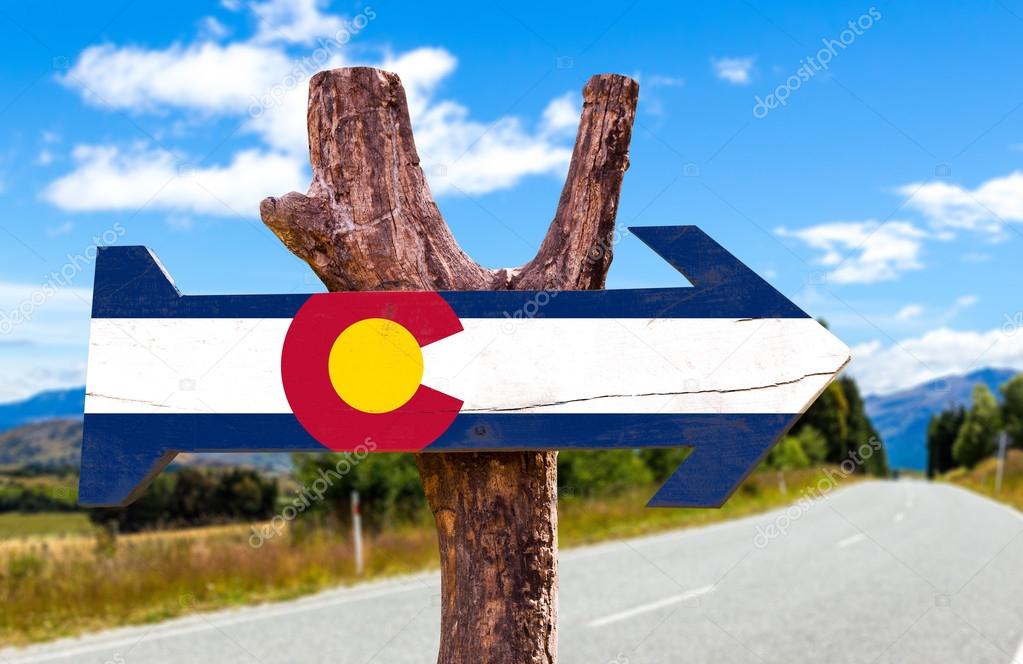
[260,67,639,664]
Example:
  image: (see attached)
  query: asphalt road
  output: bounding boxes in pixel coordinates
[5,480,1023,663]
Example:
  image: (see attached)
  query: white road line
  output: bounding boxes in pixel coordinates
[893,512,905,523]
[835,533,867,549]
[587,585,716,628]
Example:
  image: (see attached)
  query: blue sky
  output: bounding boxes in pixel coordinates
[1,0,1022,401]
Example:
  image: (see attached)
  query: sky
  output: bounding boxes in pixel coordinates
[0,0,1022,402]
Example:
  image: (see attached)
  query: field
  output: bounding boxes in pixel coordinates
[944,448,1023,511]
[0,466,851,647]
[0,512,94,538]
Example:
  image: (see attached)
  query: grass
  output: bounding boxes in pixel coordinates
[0,466,853,648]
[0,512,95,538]
[944,448,1023,511]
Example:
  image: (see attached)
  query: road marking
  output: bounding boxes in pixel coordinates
[835,533,866,549]
[893,512,905,523]
[587,585,716,628]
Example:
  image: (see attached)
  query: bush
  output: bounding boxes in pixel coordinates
[559,450,653,499]
[89,468,277,533]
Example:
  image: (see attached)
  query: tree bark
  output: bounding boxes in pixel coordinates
[262,67,638,664]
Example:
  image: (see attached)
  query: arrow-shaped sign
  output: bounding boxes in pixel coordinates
[79,226,849,508]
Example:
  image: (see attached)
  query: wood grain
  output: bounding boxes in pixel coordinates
[260,66,638,664]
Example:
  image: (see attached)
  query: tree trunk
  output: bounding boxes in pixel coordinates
[262,67,638,663]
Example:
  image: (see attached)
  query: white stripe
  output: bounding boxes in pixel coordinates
[424,318,847,414]
[835,533,866,549]
[85,318,292,414]
[586,585,716,627]
[86,317,848,415]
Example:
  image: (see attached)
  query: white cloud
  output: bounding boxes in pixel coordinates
[898,171,1023,233]
[0,280,92,346]
[46,221,73,237]
[778,220,928,284]
[52,13,577,215]
[167,215,195,230]
[956,295,978,309]
[62,41,292,114]
[0,358,86,403]
[199,16,230,40]
[895,304,922,321]
[540,93,580,138]
[36,149,54,166]
[851,327,1023,395]
[249,0,347,45]
[711,57,755,85]
[44,144,305,217]
[647,74,684,87]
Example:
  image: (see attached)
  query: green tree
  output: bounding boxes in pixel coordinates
[1000,375,1023,446]
[794,425,828,464]
[763,435,810,470]
[292,453,426,530]
[953,384,1002,468]
[792,382,850,463]
[926,405,965,478]
[638,448,691,483]
[558,450,654,498]
[788,373,888,477]
[839,376,889,476]
[171,467,217,524]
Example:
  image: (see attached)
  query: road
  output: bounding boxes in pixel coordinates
[5,480,1023,663]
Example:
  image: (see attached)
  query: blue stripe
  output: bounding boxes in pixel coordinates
[79,412,794,508]
[90,226,808,319]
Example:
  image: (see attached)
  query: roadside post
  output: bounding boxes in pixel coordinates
[996,431,1009,494]
[351,489,363,576]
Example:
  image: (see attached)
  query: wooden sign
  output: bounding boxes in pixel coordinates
[79,225,849,508]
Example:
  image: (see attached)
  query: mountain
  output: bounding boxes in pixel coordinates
[0,418,293,475]
[0,386,85,431]
[0,419,83,470]
[865,368,1017,471]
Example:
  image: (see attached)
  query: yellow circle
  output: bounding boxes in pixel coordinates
[328,318,424,414]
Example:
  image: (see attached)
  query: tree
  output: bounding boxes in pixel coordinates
[793,382,850,463]
[293,453,426,530]
[926,405,965,478]
[794,425,828,464]
[260,67,638,663]
[763,435,811,470]
[839,376,889,476]
[953,385,1002,468]
[639,448,691,483]
[559,450,653,498]
[1000,375,1023,446]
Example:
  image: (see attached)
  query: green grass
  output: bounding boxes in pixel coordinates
[944,448,1023,512]
[0,512,95,538]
